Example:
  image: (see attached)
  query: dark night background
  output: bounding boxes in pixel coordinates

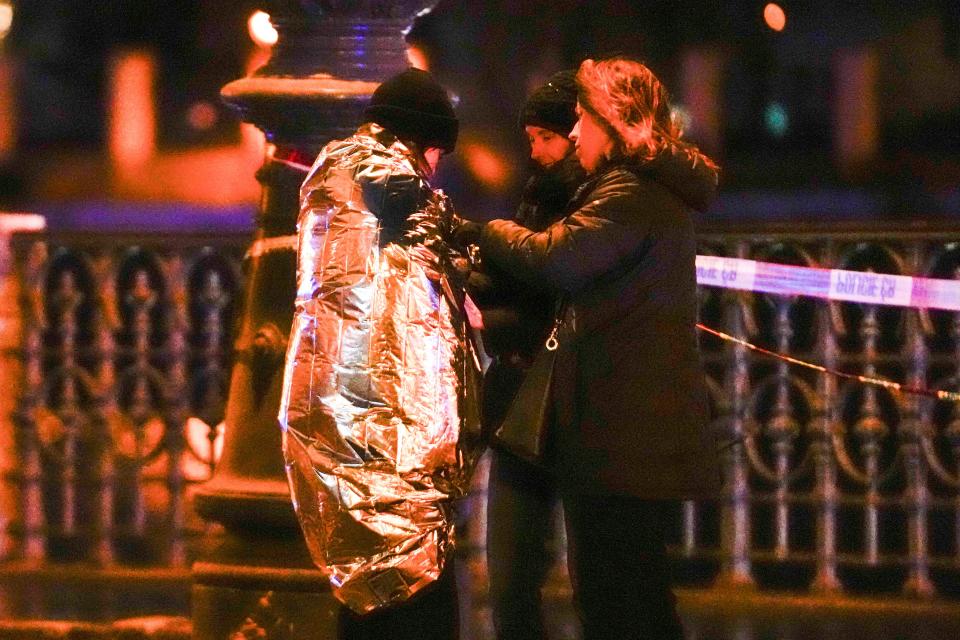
[1,1,959,221]
[2,5,960,638]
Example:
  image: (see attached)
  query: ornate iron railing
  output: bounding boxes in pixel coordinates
[3,221,960,598]
[4,231,243,568]
[690,222,960,598]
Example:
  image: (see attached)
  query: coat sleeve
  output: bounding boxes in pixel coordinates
[478,176,651,294]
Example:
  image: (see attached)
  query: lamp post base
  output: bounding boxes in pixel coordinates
[192,533,339,640]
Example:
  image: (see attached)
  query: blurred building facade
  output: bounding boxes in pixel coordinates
[0,1,960,637]
[0,1,957,219]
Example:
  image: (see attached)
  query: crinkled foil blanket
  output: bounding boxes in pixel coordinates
[279,128,483,614]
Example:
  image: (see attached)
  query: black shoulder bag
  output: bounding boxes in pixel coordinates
[492,299,566,465]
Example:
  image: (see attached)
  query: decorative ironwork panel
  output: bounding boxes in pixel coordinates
[9,231,244,566]
[688,224,960,598]
[6,222,960,601]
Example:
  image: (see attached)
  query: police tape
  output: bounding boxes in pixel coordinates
[695,255,960,312]
[694,256,960,402]
[696,323,960,403]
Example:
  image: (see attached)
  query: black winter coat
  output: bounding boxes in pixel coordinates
[468,154,585,434]
[478,146,720,499]
[469,153,585,361]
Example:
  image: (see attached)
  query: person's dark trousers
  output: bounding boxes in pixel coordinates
[563,495,683,640]
[486,448,560,640]
[337,563,459,640]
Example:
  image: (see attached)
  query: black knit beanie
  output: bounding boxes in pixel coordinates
[363,68,459,153]
[520,69,579,136]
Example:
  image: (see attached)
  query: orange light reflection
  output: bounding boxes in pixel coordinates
[461,140,512,191]
[764,3,787,32]
[407,45,429,71]
[108,51,155,173]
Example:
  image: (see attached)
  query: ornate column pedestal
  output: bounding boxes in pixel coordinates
[191,3,435,638]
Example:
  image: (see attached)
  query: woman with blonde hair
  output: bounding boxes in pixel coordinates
[461,57,721,639]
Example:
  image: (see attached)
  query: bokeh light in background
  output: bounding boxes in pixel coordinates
[187,101,219,131]
[0,2,12,41]
[765,102,790,138]
[108,52,156,172]
[764,3,787,32]
[248,10,278,47]
[459,137,512,192]
[406,45,429,71]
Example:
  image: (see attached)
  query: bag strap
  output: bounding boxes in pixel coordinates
[545,297,567,352]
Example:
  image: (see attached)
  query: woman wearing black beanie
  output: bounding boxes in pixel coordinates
[280,67,472,640]
[363,67,459,155]
[472,57,721,640]
[461,69,586,640]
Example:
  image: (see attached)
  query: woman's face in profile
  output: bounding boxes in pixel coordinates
[525,125,573,169]
[570,104,614,173]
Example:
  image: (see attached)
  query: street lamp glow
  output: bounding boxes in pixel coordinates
[764,3,787,32]
[0,2,14,41]
[248,11,278,47]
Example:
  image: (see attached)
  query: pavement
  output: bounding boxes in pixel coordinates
[1,563,960,639]
[459,585,960,640]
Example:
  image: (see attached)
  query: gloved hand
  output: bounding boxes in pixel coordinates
[451,217,484,248]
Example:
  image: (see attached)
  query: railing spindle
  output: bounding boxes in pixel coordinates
[52,270,84,538]
[165,256,189,567]
[93,256,117,566]
[854,302,886,565]
[811,291,841,593]
[196,267,230,468]
[948,276,960,562]
[18,241,47,562]
[716,241,755,588]
[769,297,799,560]
[901,248,933,596]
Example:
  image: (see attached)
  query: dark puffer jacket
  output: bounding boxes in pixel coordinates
[467,153,584,433]
[478,145,720,499]
[470,153,585,357]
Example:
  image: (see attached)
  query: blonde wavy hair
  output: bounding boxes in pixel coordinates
[576,57,686,162]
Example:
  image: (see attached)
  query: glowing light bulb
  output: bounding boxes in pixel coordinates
[248,11,278,47]
[764,3,787,32]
